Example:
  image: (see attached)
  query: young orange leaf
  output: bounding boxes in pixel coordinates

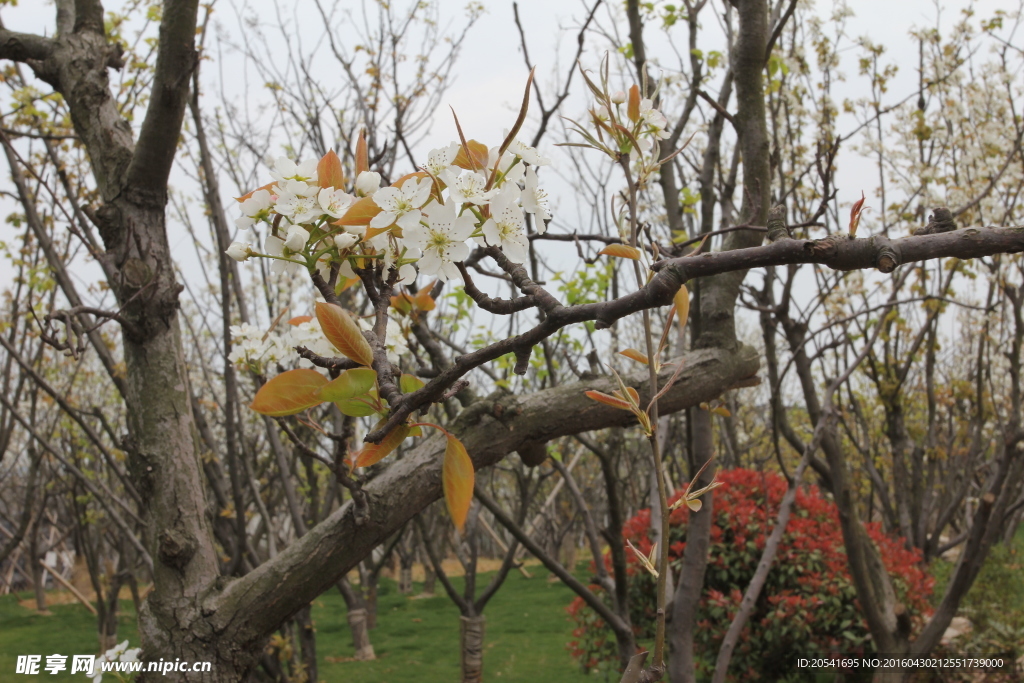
[317,149,345,190]
[619,348,649,365]
[674,285,690,330]
[453,140,490,171]
[624,386,641,406]
[354,423,411,468]
[288,315,313,326]
[315,302,375,367]
[414,281,437,311]
[849,191,866,238]
[235,182,275,203]
[598,244,642,260]
[390,293,414,315]
[355,129,369,174]
[711,405,732,418]
[392,171,429,187]
[363,224,393,241]
[584,390,633,411]
[250,369,328,416]
[334,195,383,227]
[627,84,641,123]
[443,433,475,532]
[336,276,361,294]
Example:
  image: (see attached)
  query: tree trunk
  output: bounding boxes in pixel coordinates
[101,567,126,652]
[365,578,378,629]
[669,409,716,683]
[29,511,47,614]
[295,605,317,682]
[422,562,436,596]
[399,564,413,594]
[347,608,376,661]
[459,615,486,683]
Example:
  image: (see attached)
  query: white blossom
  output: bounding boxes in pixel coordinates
[488,147,525,186]
[91,641,141,683]
[370,177,433,230]
[639,98,670,139]
[423,142,460,176]
[283,225,311,253]
[318,187,356,219]
[235,189,274,230]
[225,242,253,262]
[508,137,551,166]
[355,171,381,197]
[264,234,303,276]
[521,166,551,228]
[269,157,317,184]
[403,201,474,282]
[276,192,321,225]
[441,169,497,206]
[331,232,359,251]
[482,184,529,263]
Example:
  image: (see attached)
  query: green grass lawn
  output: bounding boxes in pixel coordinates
[0,570,595,682]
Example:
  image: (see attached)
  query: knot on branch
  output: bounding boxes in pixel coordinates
[106,42,126,70]
[875,242,901,273]
[765,204,790,242]
[158,527,196,570]
[516,439,549,467]
[804,234,845,259]
[914,206,956,235]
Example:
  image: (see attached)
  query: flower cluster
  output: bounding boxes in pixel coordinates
[227,315,408,373]
[92,640,141,683]
[563,57,672,184]
[226,137,551,285]
[567,468,934,679]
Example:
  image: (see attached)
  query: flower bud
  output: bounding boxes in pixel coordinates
[284,226,310,253]
[611,90,627,104]
[355,171,381,197]
[225,242,252,262]
[333,233,359,250]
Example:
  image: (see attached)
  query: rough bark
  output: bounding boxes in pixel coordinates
[460,615,486,683]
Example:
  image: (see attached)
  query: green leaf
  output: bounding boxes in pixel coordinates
[400,373,425,394]
[318,368,377,402]
[336,388,379,417]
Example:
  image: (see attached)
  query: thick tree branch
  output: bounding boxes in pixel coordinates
[207,345,760,647]
[0,29,54,64]
[125,0,199,202]
[368,226,1024,443]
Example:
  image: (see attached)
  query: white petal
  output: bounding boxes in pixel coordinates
[396,210,423,231]
[264,235,285,257]
[370,211,397,229]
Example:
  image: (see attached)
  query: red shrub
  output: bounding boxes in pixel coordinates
[567,468,934,679]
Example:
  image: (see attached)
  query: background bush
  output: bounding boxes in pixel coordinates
[568,468,934,680]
